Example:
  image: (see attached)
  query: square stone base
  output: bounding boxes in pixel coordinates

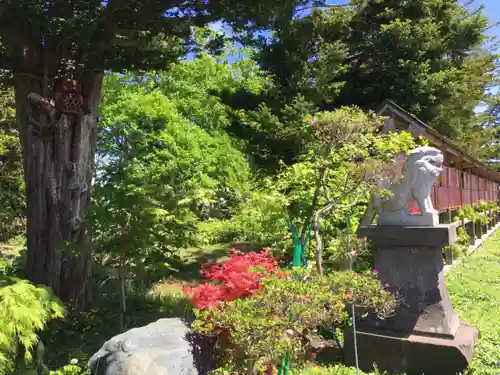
[343,324,478,375]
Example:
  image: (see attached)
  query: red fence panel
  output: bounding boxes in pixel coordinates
[437,187,449,210]
[398,160,499,214]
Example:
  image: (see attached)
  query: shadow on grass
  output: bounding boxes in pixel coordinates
[41,279,190,370]
[41,242,266,369]
[171,242,264,282]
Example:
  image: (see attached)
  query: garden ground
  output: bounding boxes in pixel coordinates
[42,230,500,374]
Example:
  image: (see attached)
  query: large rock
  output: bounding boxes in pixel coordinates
[88,318,213,375]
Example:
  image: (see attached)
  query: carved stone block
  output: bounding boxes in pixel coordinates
[347,224,478,374]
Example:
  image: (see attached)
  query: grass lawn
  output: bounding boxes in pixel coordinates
[446,229,500,375]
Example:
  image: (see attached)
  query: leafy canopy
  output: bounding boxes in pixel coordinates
[91,72,252,273]
[0,0,310,76]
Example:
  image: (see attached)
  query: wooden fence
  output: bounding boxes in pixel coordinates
[409,166,499,214]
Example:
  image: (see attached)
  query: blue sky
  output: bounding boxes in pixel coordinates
[475,0,500,40]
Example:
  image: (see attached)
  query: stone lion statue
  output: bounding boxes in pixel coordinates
[360,146,444,226]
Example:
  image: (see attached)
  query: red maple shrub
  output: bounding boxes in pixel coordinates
[184,248,278,309]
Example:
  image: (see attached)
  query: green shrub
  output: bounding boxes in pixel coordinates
[196,189,290,251]
[0,253,64,374]
[291,364,385,374]
[48,363,85,375]
[192,267,396,373]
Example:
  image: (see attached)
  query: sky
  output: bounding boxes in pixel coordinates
[475,0,500,40]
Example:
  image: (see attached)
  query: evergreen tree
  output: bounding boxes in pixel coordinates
[256,0,495,144]
[478,92,500,171]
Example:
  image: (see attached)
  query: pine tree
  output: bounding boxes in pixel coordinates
[256,0,495,142]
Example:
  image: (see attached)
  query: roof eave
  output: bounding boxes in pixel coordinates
[376,100,500,182]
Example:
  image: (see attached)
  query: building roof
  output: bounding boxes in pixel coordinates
[376,99,500,183]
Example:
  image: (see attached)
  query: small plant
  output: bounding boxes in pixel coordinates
[0,252,64,375]
[184,248,277,309]
[457,226,469,246]
[443,226,470,262]
[49,364,85,375]
[485,202,499,216]
[190,253,396,374]
[455,205,475,222]
[474,201,490,225]
[443,244,465,261]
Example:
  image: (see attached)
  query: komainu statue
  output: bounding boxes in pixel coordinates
[360,146,444,226]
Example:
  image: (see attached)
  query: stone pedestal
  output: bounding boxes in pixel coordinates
[344,325,478,375]
[378,210,439,227]
[344,224,477,375]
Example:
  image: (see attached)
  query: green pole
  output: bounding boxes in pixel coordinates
[289,224,302,267]
[289,223,311,268]
[280,222,311,375]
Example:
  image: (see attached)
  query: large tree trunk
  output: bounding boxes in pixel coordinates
[14,71,103,310]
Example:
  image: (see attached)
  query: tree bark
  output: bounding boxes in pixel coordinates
[14,71,103,310]
[313,202,337,276]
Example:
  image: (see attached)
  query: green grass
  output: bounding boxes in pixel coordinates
[172,241,264,281]
[446,230,500,375]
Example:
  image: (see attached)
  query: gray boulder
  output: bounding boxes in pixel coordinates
[88,318,212,375]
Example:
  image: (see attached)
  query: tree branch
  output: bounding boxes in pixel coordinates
[300,139,334,242]
[313,200,358,275]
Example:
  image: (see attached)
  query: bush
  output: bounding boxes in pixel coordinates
[184,249,277,309]
[196,190,290,252]
[0,252,64,374]
[188,251,396,374]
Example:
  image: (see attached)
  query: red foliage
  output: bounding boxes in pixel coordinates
[184,248,278,309]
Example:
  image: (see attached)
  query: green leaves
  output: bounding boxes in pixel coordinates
[0,254,64,374]
[0,89,24,242]
[192,267,396,371]
[0,0,309,74]
[91,71,253,273]
[255,0,494,150]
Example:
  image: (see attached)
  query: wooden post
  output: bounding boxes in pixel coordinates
[470,169,476,241]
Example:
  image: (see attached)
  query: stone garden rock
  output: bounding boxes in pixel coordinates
[88,318,214,375]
